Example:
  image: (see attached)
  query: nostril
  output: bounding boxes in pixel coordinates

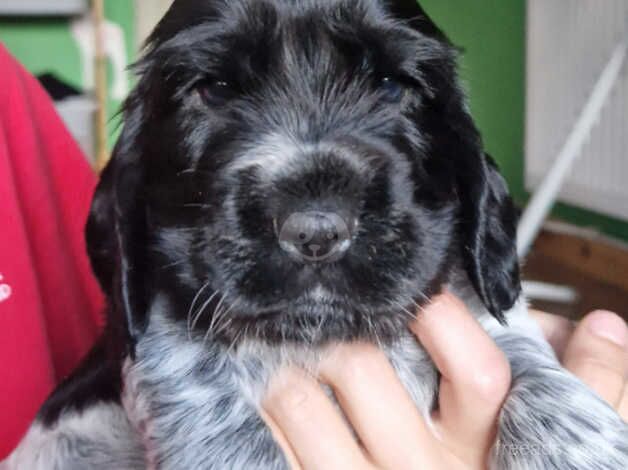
[278,211,354,263]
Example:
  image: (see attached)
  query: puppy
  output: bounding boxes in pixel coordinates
[3,1,626,469]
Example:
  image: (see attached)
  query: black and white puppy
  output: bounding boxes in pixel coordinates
[3,0,627,469]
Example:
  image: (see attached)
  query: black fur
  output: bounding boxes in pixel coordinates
[91,0,519,344]
[44,0,520,423]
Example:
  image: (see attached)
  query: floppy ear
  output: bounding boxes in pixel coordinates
[428,108,521,323]
[419,93,521,322]
[384,0,449,42]
[458,155,521,324]
[86,102,149,347]
[387,1,521,322]
[86,0,199,346]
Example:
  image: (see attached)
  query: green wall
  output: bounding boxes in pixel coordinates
[422,0,526,201]
[1,1,627,241]
[0,0,135,145]
[421,0,628,242]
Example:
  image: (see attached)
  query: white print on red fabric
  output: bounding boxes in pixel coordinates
[0,273,12,303]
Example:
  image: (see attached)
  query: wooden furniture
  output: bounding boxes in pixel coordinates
[524,227,628,320]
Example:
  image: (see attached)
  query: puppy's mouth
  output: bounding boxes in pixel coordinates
[205,288,421,347]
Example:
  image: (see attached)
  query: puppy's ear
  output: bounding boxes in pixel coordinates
[459,154,521,324]
[388,1,521,321]
[384,0,449,42]
[86,102,148,346]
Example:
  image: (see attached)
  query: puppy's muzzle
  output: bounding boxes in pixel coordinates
[264,148,366,264]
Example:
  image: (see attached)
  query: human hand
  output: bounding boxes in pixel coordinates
[531,309,627,419]
[262,293,510,469]
[262,296,627,469]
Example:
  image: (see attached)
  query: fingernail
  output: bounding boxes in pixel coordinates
[587,311,627,347]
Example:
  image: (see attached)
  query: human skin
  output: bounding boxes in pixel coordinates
[262,295,628,469]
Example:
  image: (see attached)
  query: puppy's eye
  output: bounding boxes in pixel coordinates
[380,77,405,103]
[197,79,237,106]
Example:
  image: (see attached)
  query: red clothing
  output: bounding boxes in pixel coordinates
[0,44,104,458]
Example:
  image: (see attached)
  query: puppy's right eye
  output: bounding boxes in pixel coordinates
[197,79,237,107]
[380,77,405,103]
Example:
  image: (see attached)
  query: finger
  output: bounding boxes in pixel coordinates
[530,310,575,359]
[260,409,303,470]
[618,386,628,421]
[410,293,511,466]
[563,310,628,407]
[320,343,444,469]
[263,368,371,470]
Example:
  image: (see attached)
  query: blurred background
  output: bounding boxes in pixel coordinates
[0,0,626,319]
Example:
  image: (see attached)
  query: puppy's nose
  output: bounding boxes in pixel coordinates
[277,211,354,263]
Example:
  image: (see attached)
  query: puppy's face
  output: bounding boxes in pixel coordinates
[88,0,520,347]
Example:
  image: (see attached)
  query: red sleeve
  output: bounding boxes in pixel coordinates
[0,43,105,458]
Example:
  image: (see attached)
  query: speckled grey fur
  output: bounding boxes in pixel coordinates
[491,334,628,470]
[1,405,144,470]
[4,284,627,470]
[120,294,438,470]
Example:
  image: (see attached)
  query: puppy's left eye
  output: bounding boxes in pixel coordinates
[380,77,405,103]
[197,79,237,107]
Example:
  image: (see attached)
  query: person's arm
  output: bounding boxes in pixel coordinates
[0,44,104,459]
[263,296,627,469]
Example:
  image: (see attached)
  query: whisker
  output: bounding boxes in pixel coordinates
[187,281,211,338]
[211,300,238,337]
[367,314,383,350]
[208,292,230,334]
[393,301,418,322]
[226,325,244,356]
[181,203,213,209]
[176,168,214,177]
[159,259,187,270]
[207,318,233,345]
[190,290,220,337]
[415,290,430,303]
[411,298,428,315]
[313,314,326,345]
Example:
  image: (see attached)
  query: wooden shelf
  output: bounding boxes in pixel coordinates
[0,0,87,16]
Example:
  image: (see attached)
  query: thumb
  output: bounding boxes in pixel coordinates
[563,310,627,408]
